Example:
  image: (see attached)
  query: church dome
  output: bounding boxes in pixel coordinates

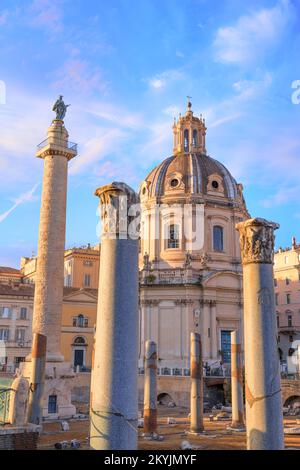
[140,101,244,206]
[142,152,238,199]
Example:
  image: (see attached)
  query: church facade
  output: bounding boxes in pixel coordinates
[138,102,250,395]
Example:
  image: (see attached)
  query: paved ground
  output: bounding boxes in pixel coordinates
[37,407,300,450]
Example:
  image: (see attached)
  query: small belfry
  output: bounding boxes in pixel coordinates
[172,98,207,155]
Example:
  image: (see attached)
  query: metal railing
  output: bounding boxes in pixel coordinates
[0,388,14,425]
[138,366,230,378]
[37,138,78,152]
[73,366,91,373]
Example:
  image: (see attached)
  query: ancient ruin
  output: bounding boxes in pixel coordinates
[143,340,158,436]
[230,330,245,430]
[21,104,77,420]
[189,332,204,434]
[236,218,284,450]
[89,182,139,450]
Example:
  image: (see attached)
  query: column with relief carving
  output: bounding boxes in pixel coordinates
[236,218,284,450]
[90,182,140,450]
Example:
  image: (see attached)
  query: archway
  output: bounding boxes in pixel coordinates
[157,392,174,406]
[284,395,300,409]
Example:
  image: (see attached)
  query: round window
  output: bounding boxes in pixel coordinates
[212,180,219,189]
[170,178,179,188]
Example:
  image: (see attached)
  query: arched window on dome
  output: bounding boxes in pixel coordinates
[213,226,224,252]
[168,224,180,249]
[184,129,189,152]
[192,129,198,147]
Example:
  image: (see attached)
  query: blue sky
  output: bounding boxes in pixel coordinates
[0,0,299,267]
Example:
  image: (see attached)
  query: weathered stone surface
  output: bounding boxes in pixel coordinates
[144,340,158,434]
[230,330,245,429]
[236,218,284,450]
[190,332,204,433]
[32,121,74,362]
[8,377,29,426]
[90,182,139,450]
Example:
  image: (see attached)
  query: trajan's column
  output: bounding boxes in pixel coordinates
[236,218,284,450]
[23,97,77,421]
[33,96,76,361]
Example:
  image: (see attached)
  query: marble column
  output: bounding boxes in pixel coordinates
[143,340,157,435]
[210,301,217,360]
[90,182,139,450]
[230,330,245,429]
[202,301,211,360]
[33,119,77,362]
[27,333,47,424]
[236,218,284,450]
[190,332,204,433]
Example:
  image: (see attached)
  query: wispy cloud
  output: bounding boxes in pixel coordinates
[0,184,40,223]
[52,58,110,95]
[85,101,143,129]
[163,105,180,117]
[209,113,241,128]
[146,69,185,90]
[233,73,273,100]
[260,186,300,208]
[29,0,65,34]
[213,0,293,65]
[70,128,128,175]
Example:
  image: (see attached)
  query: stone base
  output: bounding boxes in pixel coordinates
[226,425,246,432]
[284,427,300,435]
[20,360,77,420]
[185,430,206,436]
[142,432,164,441]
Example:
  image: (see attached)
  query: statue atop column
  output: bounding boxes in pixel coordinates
[52,95,70,121]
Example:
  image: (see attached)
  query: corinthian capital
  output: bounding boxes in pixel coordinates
[236,218,279,265]
[95,182,140,239]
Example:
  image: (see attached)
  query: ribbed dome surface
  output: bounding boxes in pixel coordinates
[143,153,238,199]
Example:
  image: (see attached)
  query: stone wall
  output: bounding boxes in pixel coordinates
[0,427,40,450]
[70,372,91,414]
[138,375,226,408]
[67,373,226,410]
[281,379,300,406]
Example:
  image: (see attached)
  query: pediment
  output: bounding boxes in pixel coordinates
[204,271,242,289]
[63,289,97,302]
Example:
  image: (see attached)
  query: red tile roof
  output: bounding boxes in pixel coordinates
[0,266,21,274]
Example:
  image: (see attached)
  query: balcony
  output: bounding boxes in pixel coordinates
[36,138,78,159]
[278,325,300,334]
[37,138,77,152]
[3,340,31,348]
[140,268,201,286]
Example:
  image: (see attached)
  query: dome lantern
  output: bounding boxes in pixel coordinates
[173,99,207,155]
